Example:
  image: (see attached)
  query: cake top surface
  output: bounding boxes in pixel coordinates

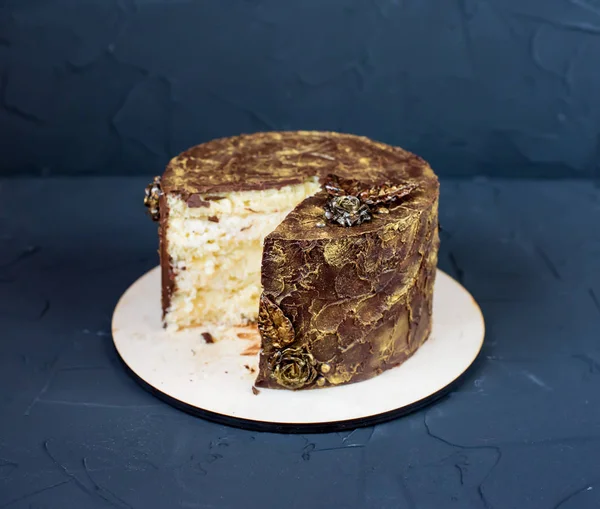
[162,131,438,198]
[266,190,431,241]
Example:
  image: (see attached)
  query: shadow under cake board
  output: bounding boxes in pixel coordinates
[112,268,485,433]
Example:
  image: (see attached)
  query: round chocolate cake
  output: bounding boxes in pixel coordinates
[145,131,440,390]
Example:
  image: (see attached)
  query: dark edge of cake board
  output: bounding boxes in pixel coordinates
[114,342,482,434]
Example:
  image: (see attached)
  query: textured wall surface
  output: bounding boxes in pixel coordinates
[1,0,600,177]
[1,177,600,508]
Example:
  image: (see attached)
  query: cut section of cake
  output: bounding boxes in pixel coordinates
[145,131,439,389]
[159,181,319,329]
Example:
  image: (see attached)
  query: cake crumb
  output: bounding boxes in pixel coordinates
[241,343,260,356]
[201,332,215,343]
[244,364,256,373]
[208,215,219,223]
[236,325,259,340]
[252,386,260,395]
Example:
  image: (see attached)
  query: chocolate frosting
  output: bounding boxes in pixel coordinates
[158,192,174,322]
[161,131,435,199]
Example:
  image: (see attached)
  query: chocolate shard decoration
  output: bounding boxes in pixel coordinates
[324,174,418,205]
[360,182,419,205]
[257,294,296,348]
[201,332,215,343]
[323,174,363,197]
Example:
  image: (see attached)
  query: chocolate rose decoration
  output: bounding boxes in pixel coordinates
[270,346,318,389]
[324,195,371,227]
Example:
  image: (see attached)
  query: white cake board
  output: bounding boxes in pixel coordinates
[112,267,484,433]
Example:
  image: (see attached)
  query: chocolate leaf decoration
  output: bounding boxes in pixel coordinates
[323,174,418,205]
[257,294,295,348]
[323,174,362,197]
[359,182,419,205]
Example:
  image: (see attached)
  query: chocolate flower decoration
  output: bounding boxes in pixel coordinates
[270,346,318,389]
[324,195,371,227]
[144,176,162,221]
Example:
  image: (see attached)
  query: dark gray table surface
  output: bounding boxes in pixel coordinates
[1,178,599,509]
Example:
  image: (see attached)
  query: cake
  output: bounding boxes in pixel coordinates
[144,131,440,390]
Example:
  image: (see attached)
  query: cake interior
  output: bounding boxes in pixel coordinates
[165,178,321,330]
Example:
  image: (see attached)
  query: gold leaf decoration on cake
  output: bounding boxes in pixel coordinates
[270,346,318,389]
[324,174,418,205]
[144,176,162,221]
[257,294,295,348]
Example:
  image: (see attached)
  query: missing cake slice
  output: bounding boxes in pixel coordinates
[160,180,320,330]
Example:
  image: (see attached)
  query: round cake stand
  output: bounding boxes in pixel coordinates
[112,267,484,433]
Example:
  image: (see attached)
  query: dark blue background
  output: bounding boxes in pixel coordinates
[1,0,600,177]
[2,177,600,509]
